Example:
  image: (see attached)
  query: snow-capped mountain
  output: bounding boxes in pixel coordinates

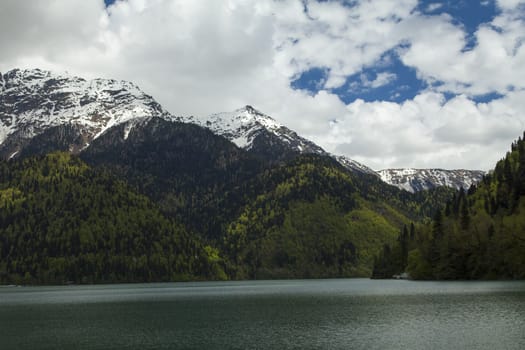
[0,68,170,158]
[378,168,486,193]
[0,68,484,192]
[200,105,325,154]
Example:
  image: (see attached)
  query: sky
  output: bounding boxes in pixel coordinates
[1,0,525,171]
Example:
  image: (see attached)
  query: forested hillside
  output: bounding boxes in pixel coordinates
[0,117,464,284]
[213,155,452,279]
[0,153,226,284]
[80,118,453,280]
[373,134,525,280]
[0,119,460,284]
[223,155,406,278]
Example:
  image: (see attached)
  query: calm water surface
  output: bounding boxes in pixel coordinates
[1,279,524,349]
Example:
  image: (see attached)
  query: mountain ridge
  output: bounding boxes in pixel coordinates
[0,68,482,192]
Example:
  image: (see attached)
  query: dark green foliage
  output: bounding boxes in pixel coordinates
[373,133,525,280]
[372,244,396,279]
[371,224,415,278]
[0,153,226,284]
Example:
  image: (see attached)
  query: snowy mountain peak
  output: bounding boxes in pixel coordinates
[0,68,170,157]
[202,105,299,150]
[198,106,378,175]
[241,105,258,114]
[378,168,485,193]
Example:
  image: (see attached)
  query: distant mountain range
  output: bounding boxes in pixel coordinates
[378,168,485,193]
[0,68,484,192]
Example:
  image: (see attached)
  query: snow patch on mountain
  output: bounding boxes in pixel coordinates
[332,155,377,176]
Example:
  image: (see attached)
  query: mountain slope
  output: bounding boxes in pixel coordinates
[80,116,449,278]
[199,105,325,162]
[80,117,264,240]
[0,152,226,284]
[222,154,409,278]
[378,168,485,193]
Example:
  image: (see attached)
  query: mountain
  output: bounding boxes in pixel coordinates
[0,69,373,175]
[199,105,325,160]
[378,168,485,193]
[0,68,171,159]
[0,68,478,192]
[197,105,376,174]
[75,107,439,278]
[198,106,486,190]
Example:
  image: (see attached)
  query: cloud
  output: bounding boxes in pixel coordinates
[272,0,418,89]
[307,91,525,170]
[425,3,444,12]
[362,72,397,89]
[0,0,524,171]
[496,0,525,10]
[0,0,108,68]
[398,7,525,96]
[347,71,397,94]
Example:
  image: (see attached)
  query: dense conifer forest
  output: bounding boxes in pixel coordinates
[373,134,525,279]
[0,145,449,284]
[0,153,225,284]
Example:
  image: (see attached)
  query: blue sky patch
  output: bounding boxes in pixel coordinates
[472,92,505,103]
[290,67,329,94]
[290,50,428,104]
[334,52,427,104]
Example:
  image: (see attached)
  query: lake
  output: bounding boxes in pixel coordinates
[1,279,524,349]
